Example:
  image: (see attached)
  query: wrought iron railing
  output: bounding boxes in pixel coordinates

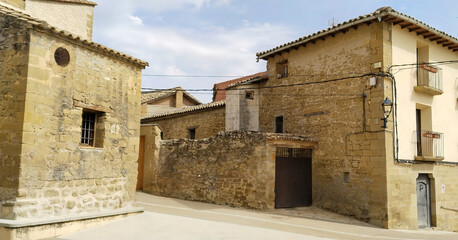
[417,64,443,92]
[416,130,444,158]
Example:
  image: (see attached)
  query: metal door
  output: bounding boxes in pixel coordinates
[275,148,312,208]
[416,174,431,228]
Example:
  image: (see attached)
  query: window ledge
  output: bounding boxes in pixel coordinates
[414,86,443,96]
[79,146,104,151]
[414,156,444,161]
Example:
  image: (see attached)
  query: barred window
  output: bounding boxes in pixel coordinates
[81,111,96,146]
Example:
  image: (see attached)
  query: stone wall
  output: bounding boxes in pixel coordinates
[145,106,225,140]
[25,0,94,40]
[259,22,390,226]
[9,29,143,220]
[0,0,24,9]
[142,130,315,209]
[0,14,30,219]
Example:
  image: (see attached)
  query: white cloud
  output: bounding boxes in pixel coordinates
[93,0,297,102]
[129,15,143,25]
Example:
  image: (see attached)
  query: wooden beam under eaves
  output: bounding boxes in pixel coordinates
[400,23,413,29]
[416,30,428,35]
[442,42,454,47]
[392,20,404,25]
[436,39,448,44]
[449,45,458,50]
[383,17,398,22]
[429,36,442,41]
[408,27,421,32]
[423,33,435,39]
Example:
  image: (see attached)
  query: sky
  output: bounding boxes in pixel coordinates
[92,0,458,103]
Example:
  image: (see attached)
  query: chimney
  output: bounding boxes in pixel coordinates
[175,90,183,108]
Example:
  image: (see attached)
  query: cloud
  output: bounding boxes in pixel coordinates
[129,15,143,25]
[93,0,296,103]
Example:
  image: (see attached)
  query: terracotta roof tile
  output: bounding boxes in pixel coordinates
[141,87,201,105]
[212,72,267,101]
[141,100,225,122]
[257,7,458,60]
[0,3,148,68]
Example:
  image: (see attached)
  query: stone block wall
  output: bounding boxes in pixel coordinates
[0,15,29,219]
[147,107,225,140]
[145,131,272,209]
[258,22,390,226]
[8,29,143,220]
[25,0,94,40]
[0,0,24,9]
[386,162,458,231]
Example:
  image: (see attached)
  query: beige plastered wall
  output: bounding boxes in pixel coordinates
[226,84,260,131]
[386,24,458,231]
[11,30,143,220]
[259,22,391,226]
[25,0,94,40]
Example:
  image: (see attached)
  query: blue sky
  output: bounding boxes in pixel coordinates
[92,0,458,103]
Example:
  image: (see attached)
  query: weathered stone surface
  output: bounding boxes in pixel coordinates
[0,14,143,220]
[146,107,225,140]
[143,128,316,210]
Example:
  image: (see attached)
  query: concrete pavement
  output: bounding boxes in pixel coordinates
[51,192,458,240]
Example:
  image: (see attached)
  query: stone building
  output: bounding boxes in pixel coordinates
[0,0,148,239]
[252,7,457,231]
[212,72,267,102]
[141,87,201,118]
[140,7,457,232]
[141,101,226,140]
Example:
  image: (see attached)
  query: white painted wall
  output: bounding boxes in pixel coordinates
[25,0,94,40]
[391,25,458,162]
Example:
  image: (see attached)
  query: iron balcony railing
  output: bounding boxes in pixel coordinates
[416,130,444,158]
[417,64,443,92]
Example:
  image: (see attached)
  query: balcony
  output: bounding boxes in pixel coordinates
[415,130,444,161]
[414,64,443,96]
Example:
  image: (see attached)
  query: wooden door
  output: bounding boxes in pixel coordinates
[275,148,312,208]
[416,174,431,228]
[136,136,145,190]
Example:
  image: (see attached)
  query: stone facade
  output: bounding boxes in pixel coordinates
[141,127,316,209]
[25,0,95,40]
[0,2,147,238]
[257,22,390,226]
[142,102,225,140]
[255,7,458,231]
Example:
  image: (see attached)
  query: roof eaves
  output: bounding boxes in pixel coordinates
[141,101,226,122]
[256,7,458,60]
[0,4,148,68]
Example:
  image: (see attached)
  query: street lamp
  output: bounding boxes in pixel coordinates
[381,97,393,129]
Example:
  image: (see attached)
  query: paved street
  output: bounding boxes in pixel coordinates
[53,192,458,240]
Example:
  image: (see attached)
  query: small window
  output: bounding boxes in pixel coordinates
[81,110,104,147]
[343,172,350,183]
[275,116,283,133]
[188,128,196,139]
[160,132,164,140]
[276,61,288,78]
[54,47,70,67]
[245,90,254,100]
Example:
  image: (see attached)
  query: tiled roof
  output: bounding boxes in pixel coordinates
[257,6,458,60]
[141,87,201,105]
[0,3,148,68]
[226,72,268,89]
[46,0,98,6]
[212,72,267,101]
[141,100,225,122]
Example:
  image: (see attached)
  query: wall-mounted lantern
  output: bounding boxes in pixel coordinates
[381,97,393,129]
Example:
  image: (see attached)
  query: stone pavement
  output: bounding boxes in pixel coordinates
[51,192,458,240]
